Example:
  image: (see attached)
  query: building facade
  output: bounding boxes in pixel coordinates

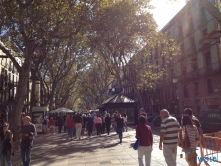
[0,50,20,121]
[164,0,221,116]
[123,0,221,116]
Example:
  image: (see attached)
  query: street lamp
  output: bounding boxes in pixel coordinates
[173,78,179,115]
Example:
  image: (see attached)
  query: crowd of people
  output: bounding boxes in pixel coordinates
[41,111,128,143]
[0,107,203,166]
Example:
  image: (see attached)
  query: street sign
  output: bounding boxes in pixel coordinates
[200,109,221,133]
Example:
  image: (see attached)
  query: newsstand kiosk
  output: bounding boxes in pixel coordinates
[32,107,49,133]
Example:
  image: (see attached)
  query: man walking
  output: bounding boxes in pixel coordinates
[66,115,74,140]
[159,109,181,166]
[86,114,94,138]
[75,114,82,139]
[19,116,37,166]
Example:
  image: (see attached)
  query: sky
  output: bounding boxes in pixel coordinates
[148,0,187,30]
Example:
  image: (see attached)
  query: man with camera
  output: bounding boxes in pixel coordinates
[18,116,37,166]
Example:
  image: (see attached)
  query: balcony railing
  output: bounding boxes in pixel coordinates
[198,62,221,76]
[178,62,221,81]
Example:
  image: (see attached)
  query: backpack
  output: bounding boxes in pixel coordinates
[43,119,47,125]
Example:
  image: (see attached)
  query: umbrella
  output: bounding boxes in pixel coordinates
[51,107,74,113]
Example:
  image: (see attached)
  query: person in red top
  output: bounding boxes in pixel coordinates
[136,116,153,166]
[49,117,55,134]
[94,115,102,136]
[65,116,74,140]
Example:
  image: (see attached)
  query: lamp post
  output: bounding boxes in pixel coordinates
[173,78,179,116]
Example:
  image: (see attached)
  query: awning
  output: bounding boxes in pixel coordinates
[97,94,135,109]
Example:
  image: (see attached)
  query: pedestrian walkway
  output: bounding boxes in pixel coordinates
[11,127,220,166]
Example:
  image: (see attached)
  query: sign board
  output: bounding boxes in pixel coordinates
[32,111,44,133]
[35,124,43,133]
[200,109,221,133]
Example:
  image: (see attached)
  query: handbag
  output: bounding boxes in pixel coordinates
[0,130,10,153]
[133,138,140,150]
[179,126,191,148]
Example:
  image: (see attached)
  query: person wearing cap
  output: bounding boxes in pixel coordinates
[19,116,37,166]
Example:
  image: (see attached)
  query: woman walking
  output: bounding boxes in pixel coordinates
[75,114,82,139]
[49,117,55,134]
[116,114,127,143]
[122,113,128,132]
[0,122,13,166]
[136,116,153,166]
[105,113,112,135]
[57,115,64,133]
[180,115,199,166]
[94,115,102,136]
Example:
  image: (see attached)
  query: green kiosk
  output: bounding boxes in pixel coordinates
[32,107,49,133]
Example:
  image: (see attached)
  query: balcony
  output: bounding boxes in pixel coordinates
[178,62,221,81]
[198,43,210,52]
[199,29,221,43]
[186,46,197,56]
[198,62,221,76]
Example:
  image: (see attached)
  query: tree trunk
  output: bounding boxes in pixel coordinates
[133,85,144,109]
[9,65,29,142]
[30,79,36,115]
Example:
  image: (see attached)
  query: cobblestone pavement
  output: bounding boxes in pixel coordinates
[11,125,220,166]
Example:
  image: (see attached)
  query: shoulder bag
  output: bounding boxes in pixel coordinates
[0,130,10,153]
[179,126,191,148]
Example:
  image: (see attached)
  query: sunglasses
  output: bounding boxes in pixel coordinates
[3,125,8,127]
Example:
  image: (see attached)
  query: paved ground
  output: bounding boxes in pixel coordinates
[11,125,220,166]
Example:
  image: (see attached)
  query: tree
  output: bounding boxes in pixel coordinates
[76,55,113,109]
[0,0,90,140]
[88,0,157,92]
[122,32,180,108]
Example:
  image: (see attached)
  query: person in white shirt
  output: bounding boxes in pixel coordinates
[42,117,49,135]
[122,113,128,132]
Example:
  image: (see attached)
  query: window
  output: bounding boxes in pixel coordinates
[155,47,158,59]
[200,7,206,23]
[184,85,188,97]
[202,28,208,36]
[181,62,186,74]
[207,79,213,94]
[149,53,153,64]
[162,57,165,66]
[192,57,197,71]
[194,82,199,96]
[188,17,194,35]
[205,52,211,70]
[190,37,195,48]
[180,43,184,54]
[178,26,183,41]
[156,60,159,66]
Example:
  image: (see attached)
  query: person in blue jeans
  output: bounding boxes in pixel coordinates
[66,116,74,140]
[86,114,94,138]
[19,116,36,166]
[0,122,14,166]
[116,114,127,143]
